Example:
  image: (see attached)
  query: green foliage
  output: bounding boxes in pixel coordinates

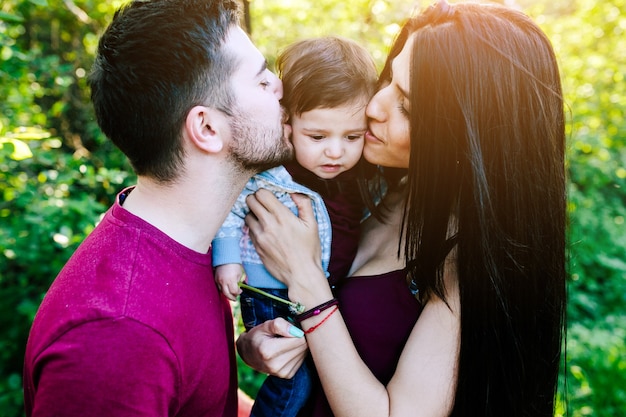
[248,0,421,70]
[0,1,134,415]
[1,0,624,416]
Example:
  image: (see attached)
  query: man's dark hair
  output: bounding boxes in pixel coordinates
[89,0,241,182]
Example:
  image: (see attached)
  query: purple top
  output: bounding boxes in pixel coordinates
[300,269,423,417]
[23,190,238,417]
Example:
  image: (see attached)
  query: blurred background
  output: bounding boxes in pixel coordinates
[1,0,624,416]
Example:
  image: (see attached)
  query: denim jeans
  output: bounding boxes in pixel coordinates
[240,288,312,417]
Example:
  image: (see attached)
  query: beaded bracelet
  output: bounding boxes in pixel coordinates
[296,298,339,323]
[304,306,339,334]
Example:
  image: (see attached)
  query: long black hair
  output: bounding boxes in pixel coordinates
[377,2,567,415]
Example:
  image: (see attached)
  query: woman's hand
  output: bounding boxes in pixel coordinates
[236,318,308,378]
[245,189,330,304]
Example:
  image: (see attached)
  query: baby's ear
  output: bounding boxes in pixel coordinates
[185,105,228,154]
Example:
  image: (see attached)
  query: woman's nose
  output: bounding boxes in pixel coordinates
[366,88,387,121]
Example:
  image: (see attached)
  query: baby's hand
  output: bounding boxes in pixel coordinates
[215,263,244,301]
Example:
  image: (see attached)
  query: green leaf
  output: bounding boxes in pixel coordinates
[0,138,33,161]
[0,12,24,23]
[9,127,51,141]
[28,0,49,7]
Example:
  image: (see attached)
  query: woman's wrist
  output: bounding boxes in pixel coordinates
[296,298,339,323]
[287,265,333,311]
[302,306,339,334]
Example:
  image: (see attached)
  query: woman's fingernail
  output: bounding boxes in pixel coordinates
[289,325,304,338]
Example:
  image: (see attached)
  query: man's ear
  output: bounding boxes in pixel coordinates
[185,105,228,154]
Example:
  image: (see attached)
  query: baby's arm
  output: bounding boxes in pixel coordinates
[212,188,251,300]
[215,263,244,301]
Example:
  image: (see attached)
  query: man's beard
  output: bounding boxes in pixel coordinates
[228,109,293,173]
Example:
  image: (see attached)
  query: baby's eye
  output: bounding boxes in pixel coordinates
[260,80,270,89]
[309,135,325,141]
[347,134,364,141]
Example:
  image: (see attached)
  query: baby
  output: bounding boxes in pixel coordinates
[212,36,377,417]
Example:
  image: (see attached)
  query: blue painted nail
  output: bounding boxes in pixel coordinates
[289,325,304,338]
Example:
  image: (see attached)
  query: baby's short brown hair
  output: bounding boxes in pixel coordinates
[277,37,378,117]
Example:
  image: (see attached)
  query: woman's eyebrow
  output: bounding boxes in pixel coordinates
[391,60,409,98]
[397,83,410,99]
